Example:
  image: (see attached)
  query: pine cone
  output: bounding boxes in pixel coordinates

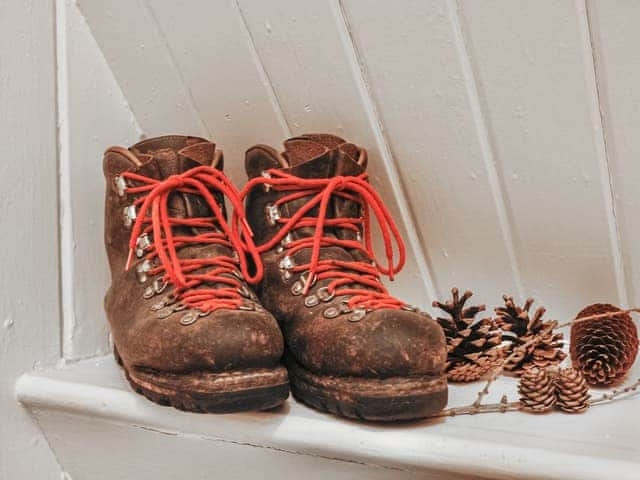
[518,367,556,413]
[495,295,566,375]
[555,367,590,413]
[447,353,504,383]
[433,288,503,382]
[571,304,638,386]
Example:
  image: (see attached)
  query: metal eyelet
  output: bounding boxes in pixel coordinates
[339,301,352,315]
[143,285,155,299]
[231,270,244,280]
[153,278,167,294]
[114,175,128,196]
[261,171,272,192]
[349,309,366,322]
[279,255,295,270]
[237,285,252,299]
[172,303,187,313]
[276,245,285,254]
[317,286,335,302]
[239,302,255,311]
[282,232,294,247]
[290,281,304,296]
[323,306,340,319]
[265,203,281,226]
[198,310,212,318]
[151,293,176,312]
[156,306,174,319]
[123,205,137,227]
[299,270,317,288]
[180,311,199,326]
[136,233,151,258]
[304,295,319,308]
[402,304,418,312]
[136,259,151,283]
[356,230,362,242]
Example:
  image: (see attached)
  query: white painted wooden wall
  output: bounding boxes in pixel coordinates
[3,0,640,477]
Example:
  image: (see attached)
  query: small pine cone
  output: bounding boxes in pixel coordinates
[555,367,590,413]
[571,304,639,385]
[518,367,556,413]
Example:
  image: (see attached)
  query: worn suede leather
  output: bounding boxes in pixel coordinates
[245,134,446,379]
[104,135,284,374]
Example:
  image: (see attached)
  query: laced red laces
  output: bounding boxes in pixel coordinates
[241,169,407,310]
[122,166,262,313]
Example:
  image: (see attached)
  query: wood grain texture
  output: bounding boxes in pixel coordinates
[237,0,437,306]
[458,0,624,317]
[60,0,142,359]
[76,0,208,137]
[340,0,519,306]
[78,0,289,184]
[0,0,62,478]
[586,0,640,306]
[142,0,290,183]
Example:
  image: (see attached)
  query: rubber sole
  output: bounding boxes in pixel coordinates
[114,348,289,413]
[286,355,448,422]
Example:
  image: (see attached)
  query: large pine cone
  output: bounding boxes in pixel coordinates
[518,367,556,413]
[555,367,590,413]
[433,288,503,382]
[496,295,565,375]
[571,304,638,386]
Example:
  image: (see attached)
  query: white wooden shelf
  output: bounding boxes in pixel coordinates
[16,356,639,480]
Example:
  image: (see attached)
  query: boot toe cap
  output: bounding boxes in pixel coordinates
[119,307,284,373]
[292,308,447,378]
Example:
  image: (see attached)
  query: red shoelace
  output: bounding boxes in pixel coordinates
[122,166,262,313]
[241,169,407,310]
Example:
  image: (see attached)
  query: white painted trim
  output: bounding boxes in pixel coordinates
[577,0,629,308]
[332,0,439,303]
[55,0,76,358]
[17,356,640,480]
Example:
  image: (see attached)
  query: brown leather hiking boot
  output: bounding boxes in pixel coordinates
[242,134,447,421]
[103,135,288,412]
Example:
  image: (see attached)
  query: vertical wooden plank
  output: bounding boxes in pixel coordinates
[142,0,289,183]
[60,0,142,359]
[237,0,440,306]
[0,0,62,478]
[458,0,624,316]
[586,0,640,306]
[76,0,208,137]
[332,0,520,305]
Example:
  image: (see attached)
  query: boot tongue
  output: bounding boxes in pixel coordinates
[283,137,363,175]
[132,141,221,225]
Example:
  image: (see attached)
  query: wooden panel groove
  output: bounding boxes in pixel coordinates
[458,0,621,317]
[449,0,525,300]
[234,0,293,139]
[57,0,142,359]
[237,0,437,306]
[580,0,629,308]
[141,0,212,139]
[333,0,439,303]
[340,0,518,306]
[585,0,640,307]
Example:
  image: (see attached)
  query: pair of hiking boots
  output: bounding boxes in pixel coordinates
[104,133,447,421]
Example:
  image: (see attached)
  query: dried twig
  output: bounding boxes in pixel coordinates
[431,395,519,418]
[589,378,640,406]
